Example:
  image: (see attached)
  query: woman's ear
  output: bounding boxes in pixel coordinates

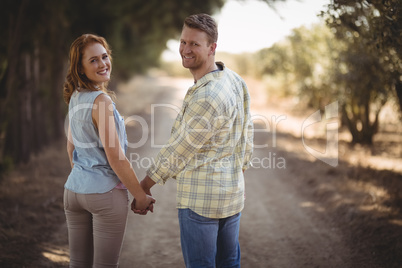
[77,64,84,75]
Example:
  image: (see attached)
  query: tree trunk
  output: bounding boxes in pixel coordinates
[32,41,43,154]
[2,0,28,164]
[342,103,375,145]
[49,46,65,141]
[395,80,402,115]
[19,53,33,163]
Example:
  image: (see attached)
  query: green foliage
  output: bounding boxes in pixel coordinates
[334,39,387,144]
[214,52,255,76]
[57,0,225,78]
[322,0,402,112]
[255,24,338,108]
[320,0,401,144]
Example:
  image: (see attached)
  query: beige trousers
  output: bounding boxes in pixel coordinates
[64,188,129,268]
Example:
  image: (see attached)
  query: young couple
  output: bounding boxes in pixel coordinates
[63,13,254,268]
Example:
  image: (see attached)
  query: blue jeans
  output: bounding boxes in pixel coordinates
[178,209,241,268]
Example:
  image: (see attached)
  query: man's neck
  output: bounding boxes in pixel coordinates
[191,61,218,83]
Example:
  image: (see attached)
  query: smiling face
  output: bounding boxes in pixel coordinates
[81,42,111,87]
[179,26,216,73]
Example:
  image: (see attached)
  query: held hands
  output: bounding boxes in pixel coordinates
[131,176,157,215]
[131,194,155,215]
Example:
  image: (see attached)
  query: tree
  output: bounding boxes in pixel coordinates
[255,24,338,108]
[333,38,388,144]
[322,0,402,114]
[0,0,225,170]
[255,20,392,144]
[321,0,401,144]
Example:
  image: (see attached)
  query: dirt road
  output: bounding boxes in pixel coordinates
[116,75,353,267]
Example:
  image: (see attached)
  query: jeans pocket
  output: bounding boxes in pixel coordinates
[86,191,113,213]
[188,209,214,223]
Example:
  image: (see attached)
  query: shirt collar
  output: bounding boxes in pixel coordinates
[189,62,225,92]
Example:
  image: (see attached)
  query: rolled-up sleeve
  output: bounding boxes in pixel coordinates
[243,117,254,170]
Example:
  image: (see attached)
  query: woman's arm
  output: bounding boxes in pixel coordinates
[92,94,155,211]
[67,125,75,169]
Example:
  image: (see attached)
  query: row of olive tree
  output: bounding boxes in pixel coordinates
[0,0,225,170]
[322,0,401,144]
[253,0,401,144]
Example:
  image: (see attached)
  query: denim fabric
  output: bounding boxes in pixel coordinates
[178,208,241,268]
[65,90,128,194]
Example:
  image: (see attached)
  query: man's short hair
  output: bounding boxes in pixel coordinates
[183,13,218,45]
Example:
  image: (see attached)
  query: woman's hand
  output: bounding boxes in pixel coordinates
[131,195,155,215]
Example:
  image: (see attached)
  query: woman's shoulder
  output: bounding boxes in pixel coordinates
[93,92,112,106]
[75,90,107,103]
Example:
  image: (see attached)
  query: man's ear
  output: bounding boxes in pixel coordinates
[209,42,217,56]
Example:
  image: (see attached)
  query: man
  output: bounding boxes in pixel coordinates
[134,13,254,267]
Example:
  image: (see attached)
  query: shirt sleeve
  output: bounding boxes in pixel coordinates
[242,117,254,171]
[242,85,254,171]
[147,96,221,184]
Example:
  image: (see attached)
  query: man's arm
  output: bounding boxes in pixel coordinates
[131,175,156,215]
[132,97,222,215]
[242,85,254,171]
[243,117,254,171]
[146,97,220,185]
[140,175,156,195]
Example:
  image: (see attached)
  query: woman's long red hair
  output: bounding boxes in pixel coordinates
[63,34,115,104]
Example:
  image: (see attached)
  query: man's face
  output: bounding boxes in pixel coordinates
[179,26,215,71]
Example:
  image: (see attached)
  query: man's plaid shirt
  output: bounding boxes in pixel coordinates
[147,62,254,218]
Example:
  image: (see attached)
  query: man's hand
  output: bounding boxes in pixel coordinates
[131,197,154,215]
[131,175,157,215]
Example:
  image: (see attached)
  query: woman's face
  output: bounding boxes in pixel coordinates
[81,42,111,87]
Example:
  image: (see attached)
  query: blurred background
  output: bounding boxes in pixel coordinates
[0,0,402,267]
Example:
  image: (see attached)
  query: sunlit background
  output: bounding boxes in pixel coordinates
[163,0,329,59]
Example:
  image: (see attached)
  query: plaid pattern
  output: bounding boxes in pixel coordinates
[147,62,254,218]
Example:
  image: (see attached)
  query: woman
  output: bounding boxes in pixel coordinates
[63,34,155,267]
